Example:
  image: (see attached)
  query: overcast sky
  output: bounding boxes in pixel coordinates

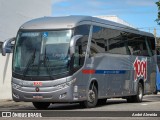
[52,0,159,36]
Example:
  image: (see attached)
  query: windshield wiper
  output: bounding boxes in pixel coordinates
[44,47,54,79]
[23,49,36,78]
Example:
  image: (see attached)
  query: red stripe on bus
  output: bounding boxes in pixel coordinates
[82,69,95,74]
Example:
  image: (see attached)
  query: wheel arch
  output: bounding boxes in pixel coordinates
[89,79,98,92]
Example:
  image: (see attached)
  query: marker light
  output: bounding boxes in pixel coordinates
[12,83,21,90]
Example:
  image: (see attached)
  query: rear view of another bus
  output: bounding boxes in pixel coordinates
[155,54,160,94]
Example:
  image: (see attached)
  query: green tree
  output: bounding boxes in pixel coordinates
[156,1,160,24]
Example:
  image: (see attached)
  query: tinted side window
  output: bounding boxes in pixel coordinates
[73,25,90,68]
[127,34,149,56]
[91,26,130,55]
[108,30,128,55]
[74,25,90,35]
[91,26,105,53]
[74,25,90,53]
[105,29,129,55]
[91,26,153,56]
[147,37,155,55]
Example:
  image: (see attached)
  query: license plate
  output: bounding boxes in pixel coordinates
[33,94,43,99]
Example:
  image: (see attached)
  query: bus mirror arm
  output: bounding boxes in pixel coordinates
[70,35,83,55]
[2,37,15,56]
[86,50,93,58]
[88,52,92,58]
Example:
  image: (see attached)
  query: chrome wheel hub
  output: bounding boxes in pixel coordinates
[88,90,95,103]
[139,87,143,100]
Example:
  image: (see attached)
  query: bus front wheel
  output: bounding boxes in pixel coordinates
[80,85,98,108]
[32,102,50,109]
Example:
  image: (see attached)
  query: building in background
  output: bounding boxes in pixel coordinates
[0,0,51,99]
[0,0,51,42]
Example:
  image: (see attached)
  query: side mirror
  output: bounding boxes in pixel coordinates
[2,37,15,56]
[70,35,83,55]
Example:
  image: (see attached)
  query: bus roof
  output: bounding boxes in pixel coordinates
[20,15,154,37]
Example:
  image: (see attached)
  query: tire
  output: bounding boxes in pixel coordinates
[80,85,98,108]
[32,102,50,109]
[97,98,107,105]
[127,83,143,103]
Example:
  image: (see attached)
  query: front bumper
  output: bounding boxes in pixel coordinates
[12,77,75,102]
[12,85,73,102]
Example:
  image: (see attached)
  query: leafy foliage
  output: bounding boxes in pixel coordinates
[156,1,160,24]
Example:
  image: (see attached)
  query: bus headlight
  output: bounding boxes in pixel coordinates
[54,78,76,90]
[55,83,68,89]
[12,83,22,90]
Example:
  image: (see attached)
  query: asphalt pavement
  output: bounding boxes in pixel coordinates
[0,93,160,120]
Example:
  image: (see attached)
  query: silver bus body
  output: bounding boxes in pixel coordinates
[10,16,156,108]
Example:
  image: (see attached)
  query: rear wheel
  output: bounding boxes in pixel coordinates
[32,102,50,109]
[134,83,143,102]
[127,83,143,103]
[80,85,98,108]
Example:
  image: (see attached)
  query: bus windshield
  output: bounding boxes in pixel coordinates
[13,30,72,78]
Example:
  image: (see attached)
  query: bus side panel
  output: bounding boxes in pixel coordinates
[82,53,135,98]
[81,54,157,99]
[131,55,156,95]
[145,55,156,94]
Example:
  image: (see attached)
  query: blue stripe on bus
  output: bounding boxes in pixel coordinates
[82,70,126,74]
[95,70,126,74]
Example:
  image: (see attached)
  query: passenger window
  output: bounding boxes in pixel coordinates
[74,25,90,35]
[73,25,90,68]
[127,36,149,56]
[107,30,128,55]
[91,26,105,53]
[74,38,85,68]
[90,26,155,56]
[108,39,128,55]
[74,44,81,68]
[147,37,155,56]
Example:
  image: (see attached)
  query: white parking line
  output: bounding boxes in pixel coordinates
[141,101,160,106]
[141,103,148,105]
